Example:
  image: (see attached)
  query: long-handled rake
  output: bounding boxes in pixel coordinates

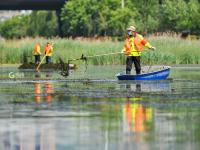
[60,52,122,77]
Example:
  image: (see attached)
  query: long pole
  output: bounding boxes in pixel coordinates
[68,52,122,62]
[147,51,152,73]
[36,55,46,71]
[58,52,122,77]
[85,52,122,58]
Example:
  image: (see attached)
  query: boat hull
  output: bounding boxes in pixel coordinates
[116,68,170,80]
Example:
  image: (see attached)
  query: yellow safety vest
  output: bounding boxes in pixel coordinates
[123,34,152,56]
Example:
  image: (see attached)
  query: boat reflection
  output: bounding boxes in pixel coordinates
[119,80,171,92]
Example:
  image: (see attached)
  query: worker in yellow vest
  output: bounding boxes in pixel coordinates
[44,42,53,64]
[33,43,41,64]
[122,26,156,75]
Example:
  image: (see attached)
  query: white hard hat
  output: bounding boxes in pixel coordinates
[127,26,136,31]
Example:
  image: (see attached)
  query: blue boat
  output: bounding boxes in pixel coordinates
[116,67,170,80]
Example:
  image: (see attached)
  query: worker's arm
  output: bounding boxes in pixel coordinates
[144,42,156,50]
[141,37,156,50]
[139,35,156,50]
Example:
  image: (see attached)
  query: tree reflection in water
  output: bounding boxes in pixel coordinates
[2,119,56,150]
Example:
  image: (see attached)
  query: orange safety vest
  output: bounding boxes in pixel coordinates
[34,43,41,55]
[44,45,53,56]
[123,34,149,56]
[134,34,147,51]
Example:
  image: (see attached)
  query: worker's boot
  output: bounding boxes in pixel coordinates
[126,70,131,75]
[136,69,141,75]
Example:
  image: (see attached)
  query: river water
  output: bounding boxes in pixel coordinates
[0,65,200,150]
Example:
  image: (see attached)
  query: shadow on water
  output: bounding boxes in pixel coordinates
[0,66,200,149]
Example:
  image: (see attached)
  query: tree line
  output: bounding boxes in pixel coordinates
[0,0,200,39]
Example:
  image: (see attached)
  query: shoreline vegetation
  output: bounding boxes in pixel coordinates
[0,35,200,65]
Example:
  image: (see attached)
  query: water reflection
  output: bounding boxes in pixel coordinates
[45,82,53,103]
[34,71,53,79]
[45,71,53,78]
[34,83,41,103]
[123,98,152,133]
[35,72,41,78]
[124,83,141,92]
[34,82,53,104]
[119,81,171,92]
[1,66,200,149]
[0,84,200,149]
[1,119,56,150]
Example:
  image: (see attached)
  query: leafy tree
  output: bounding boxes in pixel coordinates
[1,0,200,38]
[61,0,137,37]
[27,11,58,37]
[132,0,160,33]
[0,11,58,38]
[0,15,28,39]
[188,0,200,34]
[162,0,189,31]
[108,7,133,35]
[61,0,97,37]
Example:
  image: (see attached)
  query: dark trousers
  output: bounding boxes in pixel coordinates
[126,56,141,75]
[34,55,41,64]
[46,56,51,64]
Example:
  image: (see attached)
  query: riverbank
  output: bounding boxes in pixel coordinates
[0,36,200,65]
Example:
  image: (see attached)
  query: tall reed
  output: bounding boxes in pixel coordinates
[0,36,199,65]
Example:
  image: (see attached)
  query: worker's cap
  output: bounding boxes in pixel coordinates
[127,26,136,32]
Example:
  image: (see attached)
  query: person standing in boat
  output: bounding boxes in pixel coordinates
[122,26,156,75]
[44,42,53,64]
[33,43,41,64]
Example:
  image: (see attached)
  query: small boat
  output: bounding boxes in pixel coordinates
[116,66,170,80]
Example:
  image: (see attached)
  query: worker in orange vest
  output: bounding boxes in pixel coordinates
[122,26,156,75]
[44,42,53,64]
[33,43,41,64]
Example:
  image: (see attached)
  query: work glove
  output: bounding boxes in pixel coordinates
[150,46,156,51]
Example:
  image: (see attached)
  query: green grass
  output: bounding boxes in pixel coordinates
[148,36,200,64]
[0,36,200,65]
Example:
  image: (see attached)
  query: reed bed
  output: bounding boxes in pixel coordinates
[0,36,199,65]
